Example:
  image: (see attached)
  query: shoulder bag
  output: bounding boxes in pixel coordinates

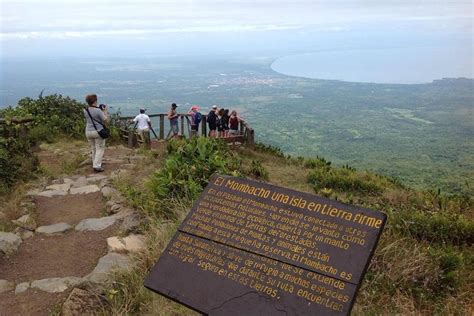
[86,108,110,139]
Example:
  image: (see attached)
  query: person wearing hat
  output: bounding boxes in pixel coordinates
[167,103,179,138]
[188,105,202,137]
[207,105,218,138]
[133,108,152,146]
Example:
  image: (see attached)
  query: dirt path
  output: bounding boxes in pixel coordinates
[0,145,146,315]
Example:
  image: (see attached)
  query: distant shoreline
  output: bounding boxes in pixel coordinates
[270,49,473,85]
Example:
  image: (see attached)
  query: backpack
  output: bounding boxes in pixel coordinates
[194,112,202,125]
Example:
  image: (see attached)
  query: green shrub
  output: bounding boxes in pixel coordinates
[254,142,285,158]
[247,159,269,180]
[148,137,241,201]
[308,166,384,195]
[0,138,38,192]
[1,94,86,138]
[304,156,331,169]
[393,210,473,245]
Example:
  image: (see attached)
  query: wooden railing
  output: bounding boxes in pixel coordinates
[118,113,254,148]
[0,117,35,138]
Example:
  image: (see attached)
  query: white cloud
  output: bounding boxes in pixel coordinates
[0,0,472,40]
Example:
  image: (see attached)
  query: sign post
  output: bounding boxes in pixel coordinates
[145,175,386,315]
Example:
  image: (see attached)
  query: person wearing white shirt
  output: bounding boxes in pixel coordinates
[133,108,152,145]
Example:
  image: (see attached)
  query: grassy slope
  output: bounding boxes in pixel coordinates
[107,141,473,315]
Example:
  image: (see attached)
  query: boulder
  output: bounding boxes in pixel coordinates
[86,253,131,284]
[0,211,6,221]
[0,279,14,293]
[70,185,100,195]
[75,216,118,232]
[107,234,146,254]
[0,232,22,254]
[36,223,72,235]
[62,288,105,316]
[31,277,83,293]
[12,214,37,230]
[15,282,30,294]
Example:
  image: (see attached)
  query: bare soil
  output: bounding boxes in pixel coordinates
[0,226,116,283]
[35,192,104,226]
[0,289,68,316]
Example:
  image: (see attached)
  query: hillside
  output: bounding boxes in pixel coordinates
[0,96,472,315]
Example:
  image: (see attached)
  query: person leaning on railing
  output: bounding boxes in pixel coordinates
[83,94,108,172]
[228,110,242,136]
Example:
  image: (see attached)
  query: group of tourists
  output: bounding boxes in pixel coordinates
[133,102,243,139]
[83,94,243,172]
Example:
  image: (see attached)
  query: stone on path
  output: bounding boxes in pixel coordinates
[26,188,41,196]
[46,183,71,192]
[71,176,88,188]
[12,214,37,230]
[120,212,142,233]
[15,227,34,240]
[101,186,119,198]
[15,282,30,294]
[0,232,22,254]
[36,190,68,197]
[107,234,146,254]
[87,175,108,183]
[36,223,72,235]
[70,185,100,195]
[0,279,15,293]
[86,253,131,284]
[62,288,105,316]
[75,216,118,232]
[31,277,83,293]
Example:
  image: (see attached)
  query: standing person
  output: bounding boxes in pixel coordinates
[167,103,179,138]
[217,108,225,137]
[188,105,202,137]
[133,108,152,146]
[229,110,241,136]
[222,109,230,137]
[207,105,218,138]
[84,94,108,172]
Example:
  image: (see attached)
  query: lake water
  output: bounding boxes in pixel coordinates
[271,46,473,84]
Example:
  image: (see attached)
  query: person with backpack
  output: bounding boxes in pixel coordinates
[83,94,109,172]
[207,105,218,138]
[188,105,202,137]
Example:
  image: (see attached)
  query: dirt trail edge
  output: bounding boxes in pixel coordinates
[0,145,146,316]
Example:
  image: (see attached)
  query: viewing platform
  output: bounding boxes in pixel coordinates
[118,113,255,149]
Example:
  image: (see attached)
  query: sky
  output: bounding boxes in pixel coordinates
[0,0,472,58]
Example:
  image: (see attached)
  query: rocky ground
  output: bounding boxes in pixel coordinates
[0,145,147,315]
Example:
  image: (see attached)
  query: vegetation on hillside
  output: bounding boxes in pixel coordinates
[0,94,123,192]
[107,138,473,315]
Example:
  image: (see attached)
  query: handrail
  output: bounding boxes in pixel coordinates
[0,117,35,125]
[118,112,254,148]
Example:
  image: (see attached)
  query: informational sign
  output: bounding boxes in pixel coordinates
[145,175,386,315]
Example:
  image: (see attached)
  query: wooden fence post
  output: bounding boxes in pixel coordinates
[202,115,207,136]
[159,115,165,139]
